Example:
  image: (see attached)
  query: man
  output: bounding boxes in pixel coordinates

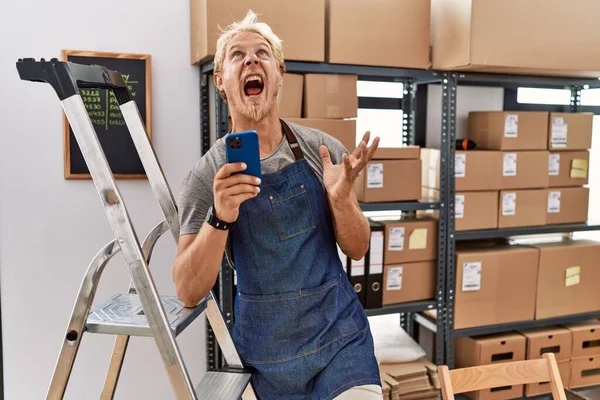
[172,10,382,400]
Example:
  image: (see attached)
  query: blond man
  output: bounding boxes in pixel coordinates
[173,10,383,399]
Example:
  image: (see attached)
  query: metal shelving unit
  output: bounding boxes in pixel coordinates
[199,61,449,367]
[443,71,600,369]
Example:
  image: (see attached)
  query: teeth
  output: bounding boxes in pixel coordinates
[245,75,262,84]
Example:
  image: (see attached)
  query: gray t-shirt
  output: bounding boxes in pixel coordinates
[178,120,349,235]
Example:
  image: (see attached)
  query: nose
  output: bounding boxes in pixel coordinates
[244,53,259,66]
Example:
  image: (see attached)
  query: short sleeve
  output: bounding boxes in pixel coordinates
[177,170,214,235]
[321,133,351,166]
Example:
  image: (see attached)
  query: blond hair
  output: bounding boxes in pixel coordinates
[214,10,286,73]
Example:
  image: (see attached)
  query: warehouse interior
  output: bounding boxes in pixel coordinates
[1,0,600,399]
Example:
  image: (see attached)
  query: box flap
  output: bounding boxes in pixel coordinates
[520,326,570,339]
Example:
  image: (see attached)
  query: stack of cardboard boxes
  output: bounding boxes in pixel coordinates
[379,358,441,400]
[454,321,600,399]
[422,111,592,230]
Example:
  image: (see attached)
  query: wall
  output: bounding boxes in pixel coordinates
[0,0,205,399]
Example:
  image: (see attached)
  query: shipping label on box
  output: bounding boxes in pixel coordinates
[548,153,560,176]
[388,227,405,251]
[547,191,561,214]
[462,262,482,292]
[503,153,517,176]
[455,154,466,177]
[504,114,519,138]
[550,116,568,148]
[367,163,383,188]
[386,267,403,290]
[502,193,517,216]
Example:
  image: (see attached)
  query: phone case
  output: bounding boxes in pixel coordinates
[225,130,262,180]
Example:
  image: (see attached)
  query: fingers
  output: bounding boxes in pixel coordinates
[365,136,380,161]
[231,192,259,205]
[215,162,248,180]
[320,145,333,167]
[224,184,261,197]
[342,153,353,179]
[217,173,261,190]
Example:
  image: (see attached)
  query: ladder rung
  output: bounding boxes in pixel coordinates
[195,370,252,399]
[86,293,207,337]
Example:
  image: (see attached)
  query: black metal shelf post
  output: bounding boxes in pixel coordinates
[443,70,600,369]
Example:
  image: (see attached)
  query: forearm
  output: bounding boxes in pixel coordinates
[329,191,370,260]
[173,224,228,307]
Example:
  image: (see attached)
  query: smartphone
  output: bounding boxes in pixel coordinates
[225,130,262,180]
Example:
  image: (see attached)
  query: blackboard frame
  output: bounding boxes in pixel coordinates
[61,50,152,180]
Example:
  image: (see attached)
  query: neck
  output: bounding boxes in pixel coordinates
[230,108,283,157]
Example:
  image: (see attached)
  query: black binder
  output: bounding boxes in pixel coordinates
[366,220,385,309]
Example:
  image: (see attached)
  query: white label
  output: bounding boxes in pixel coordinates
[386,267,403,291]
[455,154,466,178]
[548,154,560,176]
[551,117,568,148]
[455,195,465,219]
[369,232,384,275]
[502,193,517,216]
[351,257,365,276]
[503,153,518,177]
[367,163,383,188]
[388,227,405,251]
[548,191,561,213]
[462,262,482,292]
[504,114,519,138]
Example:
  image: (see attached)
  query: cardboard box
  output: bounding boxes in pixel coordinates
[277,73,303,118]
[354,160,420,202]
[422,189,499,231]
[520,327,572,361]
[565,321,600,358]
[431,0,600,78]
[373,146,420,161]
[421,148,503,191]
[498,189,547,228]
[500,151,550,190]
[570,356,600,389]
[546,187,589,225]
[467,112,549,151]
[383,217,438,265]
[285,118,356,153]
[382,261,435,306]
[327,0,430,69]
[525,360,570,396]
[548,113,594,151]
[455,245,539,329]
[303,74,358,119]
[533,240,600,320]
[549,151,590,187]
[190,0,325,64]
[455,333,526,400]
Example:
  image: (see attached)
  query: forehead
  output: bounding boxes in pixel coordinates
[226,31,271,51]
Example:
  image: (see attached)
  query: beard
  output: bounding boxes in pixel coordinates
[227,78,282,122]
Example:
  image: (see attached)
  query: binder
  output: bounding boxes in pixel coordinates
[366,221,385,309]
[349,253,366,307]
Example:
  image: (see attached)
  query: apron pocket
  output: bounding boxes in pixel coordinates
[269,184,316,240]
[238,275,359,365]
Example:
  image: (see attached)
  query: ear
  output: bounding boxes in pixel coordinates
[213,73,223,91]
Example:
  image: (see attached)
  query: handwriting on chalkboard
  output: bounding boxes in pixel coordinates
[81,75,140,129]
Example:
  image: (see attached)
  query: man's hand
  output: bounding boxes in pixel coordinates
[319,131,380,203]
[213,162,261,223]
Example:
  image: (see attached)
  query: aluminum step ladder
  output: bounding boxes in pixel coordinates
[16,58,256,400]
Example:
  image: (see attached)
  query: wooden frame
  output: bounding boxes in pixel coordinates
[438,353,567,400]
[61,50,152,180]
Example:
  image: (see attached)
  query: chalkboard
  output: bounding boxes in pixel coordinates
[62,50,152,179]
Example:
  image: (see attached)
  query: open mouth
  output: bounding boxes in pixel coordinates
[244,75,264,97]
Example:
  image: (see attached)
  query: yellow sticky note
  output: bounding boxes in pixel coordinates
[566,266,581,287]
[409,229,428,250]
[570,159,588,179]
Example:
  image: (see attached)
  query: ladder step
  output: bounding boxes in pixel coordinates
[195,369,252,399]
[86,293,207,337]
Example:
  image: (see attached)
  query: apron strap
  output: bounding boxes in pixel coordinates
[280,119,304,161]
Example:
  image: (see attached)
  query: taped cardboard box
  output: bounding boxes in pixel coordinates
[526,360,571,396]
[499,151,550,190]
[190,0,325,64]
[498,189,547,228]
[355,160,420,202]
[431,0,600,78]
[532,240,600,320]
[548,151,590,187]
[277,73,303,118]
[382,261,435,306]
[454,244,539,329]
[327,0,430,69]
[421,148,502,191]
[303,74,358,119]
[421,188,498,231]
[546,187,589,225]
[548,113,594,151]
[285,118,356,153]
[373,146,420,161]
[455,333,526,400]
[467,111,549,151]
[564,321,600,358]
[383,217,438,265]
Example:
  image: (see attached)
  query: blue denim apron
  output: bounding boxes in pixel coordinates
[229,120,381,400]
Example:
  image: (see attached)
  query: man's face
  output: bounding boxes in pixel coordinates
[216,32,283,122]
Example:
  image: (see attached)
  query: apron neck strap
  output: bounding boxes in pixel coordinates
[280,119,304,161]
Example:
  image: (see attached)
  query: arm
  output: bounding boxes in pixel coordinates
[320,131,380,261]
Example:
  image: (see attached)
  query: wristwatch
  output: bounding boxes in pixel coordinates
[205,205,234,230]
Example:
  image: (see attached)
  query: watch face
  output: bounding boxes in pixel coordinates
[206,206,213,222]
